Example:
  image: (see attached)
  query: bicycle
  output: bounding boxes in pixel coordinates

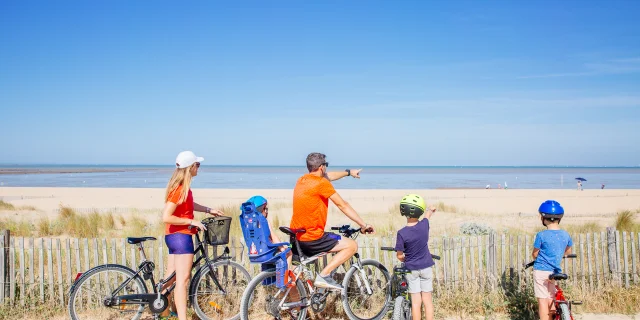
[239,224,391,320]
[523,254,583,320]
[380,246,440,320]
[68,217,252,320]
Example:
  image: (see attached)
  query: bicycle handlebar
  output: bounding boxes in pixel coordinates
[524,254,577,269]
[380,247,440,260]
[330,225,371,238]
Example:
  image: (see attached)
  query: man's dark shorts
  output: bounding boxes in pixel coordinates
[298,232,342,257]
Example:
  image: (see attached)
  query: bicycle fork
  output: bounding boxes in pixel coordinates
[351,258,374,295]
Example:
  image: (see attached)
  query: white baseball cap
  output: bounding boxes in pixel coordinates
[175,151,204,168]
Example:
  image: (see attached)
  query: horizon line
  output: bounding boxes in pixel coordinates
[1,163,639,168]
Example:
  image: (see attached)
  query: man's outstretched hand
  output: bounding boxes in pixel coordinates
[350,168,362,179]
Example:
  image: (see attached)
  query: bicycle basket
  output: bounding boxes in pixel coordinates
[202,216,232,246]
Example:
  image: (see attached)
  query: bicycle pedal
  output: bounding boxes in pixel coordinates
[208,301,222,311]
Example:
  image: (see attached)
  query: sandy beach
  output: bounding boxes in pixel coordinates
[1,187,639,236]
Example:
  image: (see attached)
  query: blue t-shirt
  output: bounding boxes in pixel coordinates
[533,229,573,272]
[394,218,435,271]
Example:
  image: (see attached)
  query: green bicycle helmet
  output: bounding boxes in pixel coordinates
[400,194,426,218]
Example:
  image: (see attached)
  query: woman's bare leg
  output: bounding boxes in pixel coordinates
[174,253,195,320]
[160,254,176,318]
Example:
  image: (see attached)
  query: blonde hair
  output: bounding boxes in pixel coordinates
[164,166,194,204]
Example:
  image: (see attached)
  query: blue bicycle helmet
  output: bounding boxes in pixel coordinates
[538,200,564,219]
[246,195,268,213]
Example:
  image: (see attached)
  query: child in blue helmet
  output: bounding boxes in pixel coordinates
[532,200,573,320]
[246,195,292,265]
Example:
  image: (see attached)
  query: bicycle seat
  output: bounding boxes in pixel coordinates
[279,227,306,237]
[393,263,410,274]
[549,273,568,281]
[126,237,157,245]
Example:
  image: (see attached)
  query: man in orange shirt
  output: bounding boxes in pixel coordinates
[290,152,374,290]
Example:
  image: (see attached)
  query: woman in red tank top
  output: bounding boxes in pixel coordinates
[160,151,224,320]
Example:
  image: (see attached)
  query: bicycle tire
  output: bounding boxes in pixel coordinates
[392,296,410,320]
[559,303,571,320]
[191,260,251,320]
[239,270,308,320]
[68,264,148,320]
[341,259,391,320]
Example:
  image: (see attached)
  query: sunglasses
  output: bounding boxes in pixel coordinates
[322,162,329,167]
[194,162,200,168]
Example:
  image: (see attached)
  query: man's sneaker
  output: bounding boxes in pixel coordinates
[314,274,343,291]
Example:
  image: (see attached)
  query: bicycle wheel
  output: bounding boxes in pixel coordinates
[342,259,391,320]
[239,270,308,320]
[191,260,251,320]
[559,303,571,320]
[68,264,148,320]
[392,296,410,320]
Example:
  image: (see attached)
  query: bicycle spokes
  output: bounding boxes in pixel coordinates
[246,282,303,319]
[193,263,249,320]
[344,264,390,319]
[72,268,147,320]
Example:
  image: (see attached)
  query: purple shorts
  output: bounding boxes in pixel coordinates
[165,233,194,255]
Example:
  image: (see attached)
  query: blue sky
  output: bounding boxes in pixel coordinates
[1,1,639,166]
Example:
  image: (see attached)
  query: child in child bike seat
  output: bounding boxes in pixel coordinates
[532,200,573,320]
[394,194,437,320]
[245,195,292,267]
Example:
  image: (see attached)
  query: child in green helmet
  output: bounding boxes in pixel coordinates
[394,194,437,320]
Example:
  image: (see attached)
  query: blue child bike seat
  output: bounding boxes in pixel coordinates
[239,201,291,288]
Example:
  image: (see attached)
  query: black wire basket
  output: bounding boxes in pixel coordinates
[202,216,232,246]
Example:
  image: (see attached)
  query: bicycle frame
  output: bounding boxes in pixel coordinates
[271,225,375,312]
[553,283,569,320]
[381,247,440,306]
[99,232,231,308]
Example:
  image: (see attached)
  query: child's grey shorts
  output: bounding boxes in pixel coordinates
[406,266,433,293]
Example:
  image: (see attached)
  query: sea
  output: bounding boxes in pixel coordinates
[1,165,639,189]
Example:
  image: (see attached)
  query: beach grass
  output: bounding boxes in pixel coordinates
[615,210,640,233]
[0,199,37,211]
[565,221,603,234]
[0,200,15,210]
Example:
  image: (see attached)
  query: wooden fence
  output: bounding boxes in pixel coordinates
[1,228,639,308]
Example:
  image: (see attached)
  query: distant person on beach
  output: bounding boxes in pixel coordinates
[601,184,605,189]
[577,180,583,191]
[160,151,224,320]
[289,152,374,290]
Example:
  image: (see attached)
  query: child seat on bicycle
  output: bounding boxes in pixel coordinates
[239,201,292,288]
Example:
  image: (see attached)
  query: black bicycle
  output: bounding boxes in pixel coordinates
[380,247,440,320]
[68,217,251,320]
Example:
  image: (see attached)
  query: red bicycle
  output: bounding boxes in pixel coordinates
[524,254,582,320]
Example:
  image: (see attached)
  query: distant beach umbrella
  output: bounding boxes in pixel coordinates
[575,177,587,181]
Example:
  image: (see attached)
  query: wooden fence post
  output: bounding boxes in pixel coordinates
[0,233,4,304]
[607,227,619,283]
[631,232,638,284]
[622,232,629,288]
[2,230,9,300]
